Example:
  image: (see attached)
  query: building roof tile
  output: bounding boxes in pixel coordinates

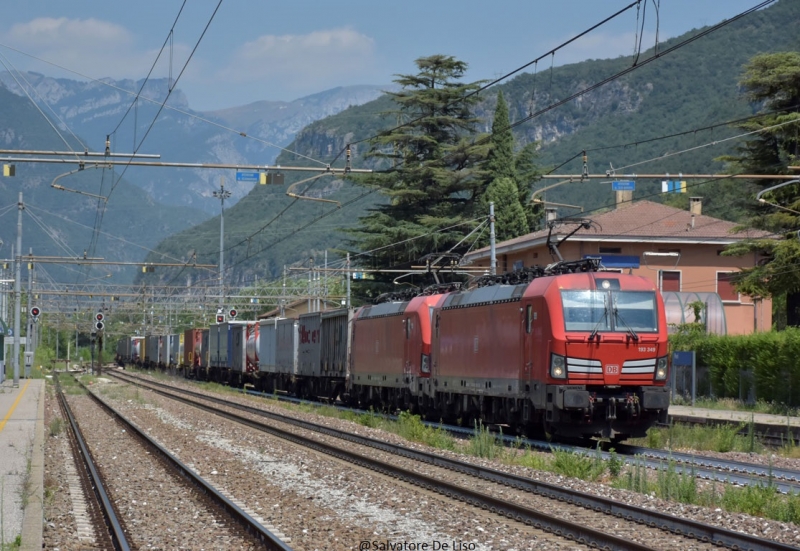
[467,200,774,260]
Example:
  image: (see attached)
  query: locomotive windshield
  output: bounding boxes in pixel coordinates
[561,290,658,333]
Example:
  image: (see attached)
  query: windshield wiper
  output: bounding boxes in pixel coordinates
[613,296,639,342]
[589,295,608,341]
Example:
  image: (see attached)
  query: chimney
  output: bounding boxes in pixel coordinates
[615,189,633,209]
[690,197,703,215]
[545,207,558,223]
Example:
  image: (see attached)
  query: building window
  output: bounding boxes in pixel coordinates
[717,272,739,301]
[599,247,622,254]
[513,260,524,271]
[660,271,681,292]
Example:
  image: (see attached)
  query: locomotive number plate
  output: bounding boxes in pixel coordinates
[605,364,619,375]
[638,346,656,353]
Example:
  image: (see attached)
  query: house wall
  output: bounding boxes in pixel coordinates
[486,240,771,334]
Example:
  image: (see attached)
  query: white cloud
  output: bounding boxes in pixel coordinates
[2,17,186,80]
[216,27,377,92]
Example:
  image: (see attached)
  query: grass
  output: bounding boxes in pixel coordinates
[468,421,503,459]
[676,396,800,417]
[613,457,800,524]
[48,418,63,437]
[629,420,765,454]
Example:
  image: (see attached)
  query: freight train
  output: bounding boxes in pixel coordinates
[116,259,670,440]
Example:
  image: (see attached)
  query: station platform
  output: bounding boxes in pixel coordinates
[669,404,800,427]
[0,378,44,551]
[669,404,800,443]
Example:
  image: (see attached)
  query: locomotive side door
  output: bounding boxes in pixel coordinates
[403,315,413,378]
[522,299,534,382]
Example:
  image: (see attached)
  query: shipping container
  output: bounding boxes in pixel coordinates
[275,318,299,376]
[320,309,351,378]
[258,319,279,373]
[183,329,204,367]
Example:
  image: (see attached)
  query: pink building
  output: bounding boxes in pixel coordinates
[463,198,774,335]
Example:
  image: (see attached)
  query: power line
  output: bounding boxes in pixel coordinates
[338,1,641,159]
[110,0,188,136]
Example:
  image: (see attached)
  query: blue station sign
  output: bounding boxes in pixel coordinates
[236,171,259,183]
[612,180,635,191]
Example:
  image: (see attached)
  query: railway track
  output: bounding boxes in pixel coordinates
[181,371,800,494]
[668,413,800,448]
[56,373,293,550]
[109,369,798,551]
[55,375,126,550]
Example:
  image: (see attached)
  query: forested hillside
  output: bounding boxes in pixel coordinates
[142,0,800,285]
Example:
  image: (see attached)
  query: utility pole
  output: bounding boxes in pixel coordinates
[13,193,22,386]
[25,247,33,378]
[280,265,286,318]
[489,202,497,276]
[308,258,313,312]
[212,178,231,308]
[346,253,351,309]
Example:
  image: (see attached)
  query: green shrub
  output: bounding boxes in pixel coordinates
[670,327,800,406]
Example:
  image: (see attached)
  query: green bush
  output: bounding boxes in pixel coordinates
[670,327,800,406]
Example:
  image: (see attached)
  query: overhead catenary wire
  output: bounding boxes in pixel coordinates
[369,0,776,184]
[109,0,189,136]
[177,0,775,294]
[85,0,225,288]
[0,52,86,158]
[332,1,642,165]
[0,41,327,167]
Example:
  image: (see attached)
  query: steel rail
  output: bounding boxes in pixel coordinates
[55,375,131,551]
[617,443,800,483]
[109,372,654,551]
[72,375,293,551]
[112,371,798,551]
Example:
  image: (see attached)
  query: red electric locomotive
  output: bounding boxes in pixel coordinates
[430,260,670,440]
[350,294,442,411]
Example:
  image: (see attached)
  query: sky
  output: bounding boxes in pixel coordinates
[0,1,770,111]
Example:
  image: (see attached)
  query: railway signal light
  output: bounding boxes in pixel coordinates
[216,314,225,324]
[228,308,237,319]
[95,321,105,331]
[95,312,104,322]
[30,306,40,318]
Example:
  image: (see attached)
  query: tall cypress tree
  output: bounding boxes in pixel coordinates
[486,91,516,181]
[484,90,541,236]
[484,177,528,242]
[347,55,490,298]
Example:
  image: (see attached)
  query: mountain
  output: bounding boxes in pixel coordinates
[138,0,800,284]
[0,85,203,285]
[0,74,389,214]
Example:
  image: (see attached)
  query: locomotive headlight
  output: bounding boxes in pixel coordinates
[550,353,566,379]
[655,356,668,380]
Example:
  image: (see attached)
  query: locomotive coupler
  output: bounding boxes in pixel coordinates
[625,394,641,417]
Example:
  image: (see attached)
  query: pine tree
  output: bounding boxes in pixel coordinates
[721,52,800,327]
[347,55,490,298]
